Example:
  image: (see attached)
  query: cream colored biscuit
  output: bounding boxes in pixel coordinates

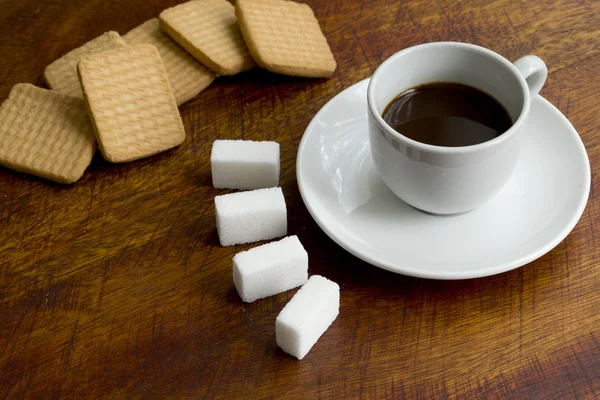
[0,84,96,183]
[44,31,126,98]
[159,0,255,75]
[236,0,336,77]
[78,44,185,163]
[123,18,215,105]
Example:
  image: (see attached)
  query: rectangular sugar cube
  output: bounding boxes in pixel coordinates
[215,187,287,246]
[276,275,340,360]
[211,140,280,190]
[233,236,308,303]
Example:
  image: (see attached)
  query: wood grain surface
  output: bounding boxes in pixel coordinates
[1,0,599,398]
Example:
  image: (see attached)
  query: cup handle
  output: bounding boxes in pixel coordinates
[512,55,548,99]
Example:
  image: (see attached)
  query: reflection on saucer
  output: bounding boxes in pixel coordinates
[319,114,372,213]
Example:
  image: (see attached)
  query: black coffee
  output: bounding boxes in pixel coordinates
[382,83,512,147]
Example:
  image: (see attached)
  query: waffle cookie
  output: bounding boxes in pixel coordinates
[123,18,216,105]
[159,0,255,75]
[0,84,96,183]
[44,31,126,98]
[77,44,185,163]
[235,0,336,77]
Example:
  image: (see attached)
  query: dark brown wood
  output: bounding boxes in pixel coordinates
[1,0,599,398]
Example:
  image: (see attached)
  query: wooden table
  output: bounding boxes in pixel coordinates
[1,0,598,398]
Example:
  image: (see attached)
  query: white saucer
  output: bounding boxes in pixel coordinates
[297,79,591,279]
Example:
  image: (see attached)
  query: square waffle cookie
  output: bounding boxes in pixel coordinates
[236,0,336,77]
[44,31,126,98]
[123,18,215,105]
[78,44,185,163]
[0,84,96,183]
[159,0,255,75]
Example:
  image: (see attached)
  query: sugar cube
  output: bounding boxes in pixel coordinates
[276,275,340,360]
[233,236,308,303]
[211,140,280,190]
[215,187,287,246]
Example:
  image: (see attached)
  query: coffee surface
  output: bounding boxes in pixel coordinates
[382,83,512,147]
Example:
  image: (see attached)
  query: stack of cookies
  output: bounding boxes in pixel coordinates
[0,0,336,184]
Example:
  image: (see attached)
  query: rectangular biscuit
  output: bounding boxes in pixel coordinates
[236,0,336,77]
[123,18,216,105]
[0,84,96,183]
[44,31,126,98]
[159,0,255,75]
[77,44,186,163]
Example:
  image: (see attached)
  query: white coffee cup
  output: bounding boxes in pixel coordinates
[367,42,547,214]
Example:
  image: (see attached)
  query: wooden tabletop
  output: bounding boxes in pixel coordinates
[1,0,599,398]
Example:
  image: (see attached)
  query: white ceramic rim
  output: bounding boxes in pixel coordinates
[367,42,531,154]
[298,79,591,279]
